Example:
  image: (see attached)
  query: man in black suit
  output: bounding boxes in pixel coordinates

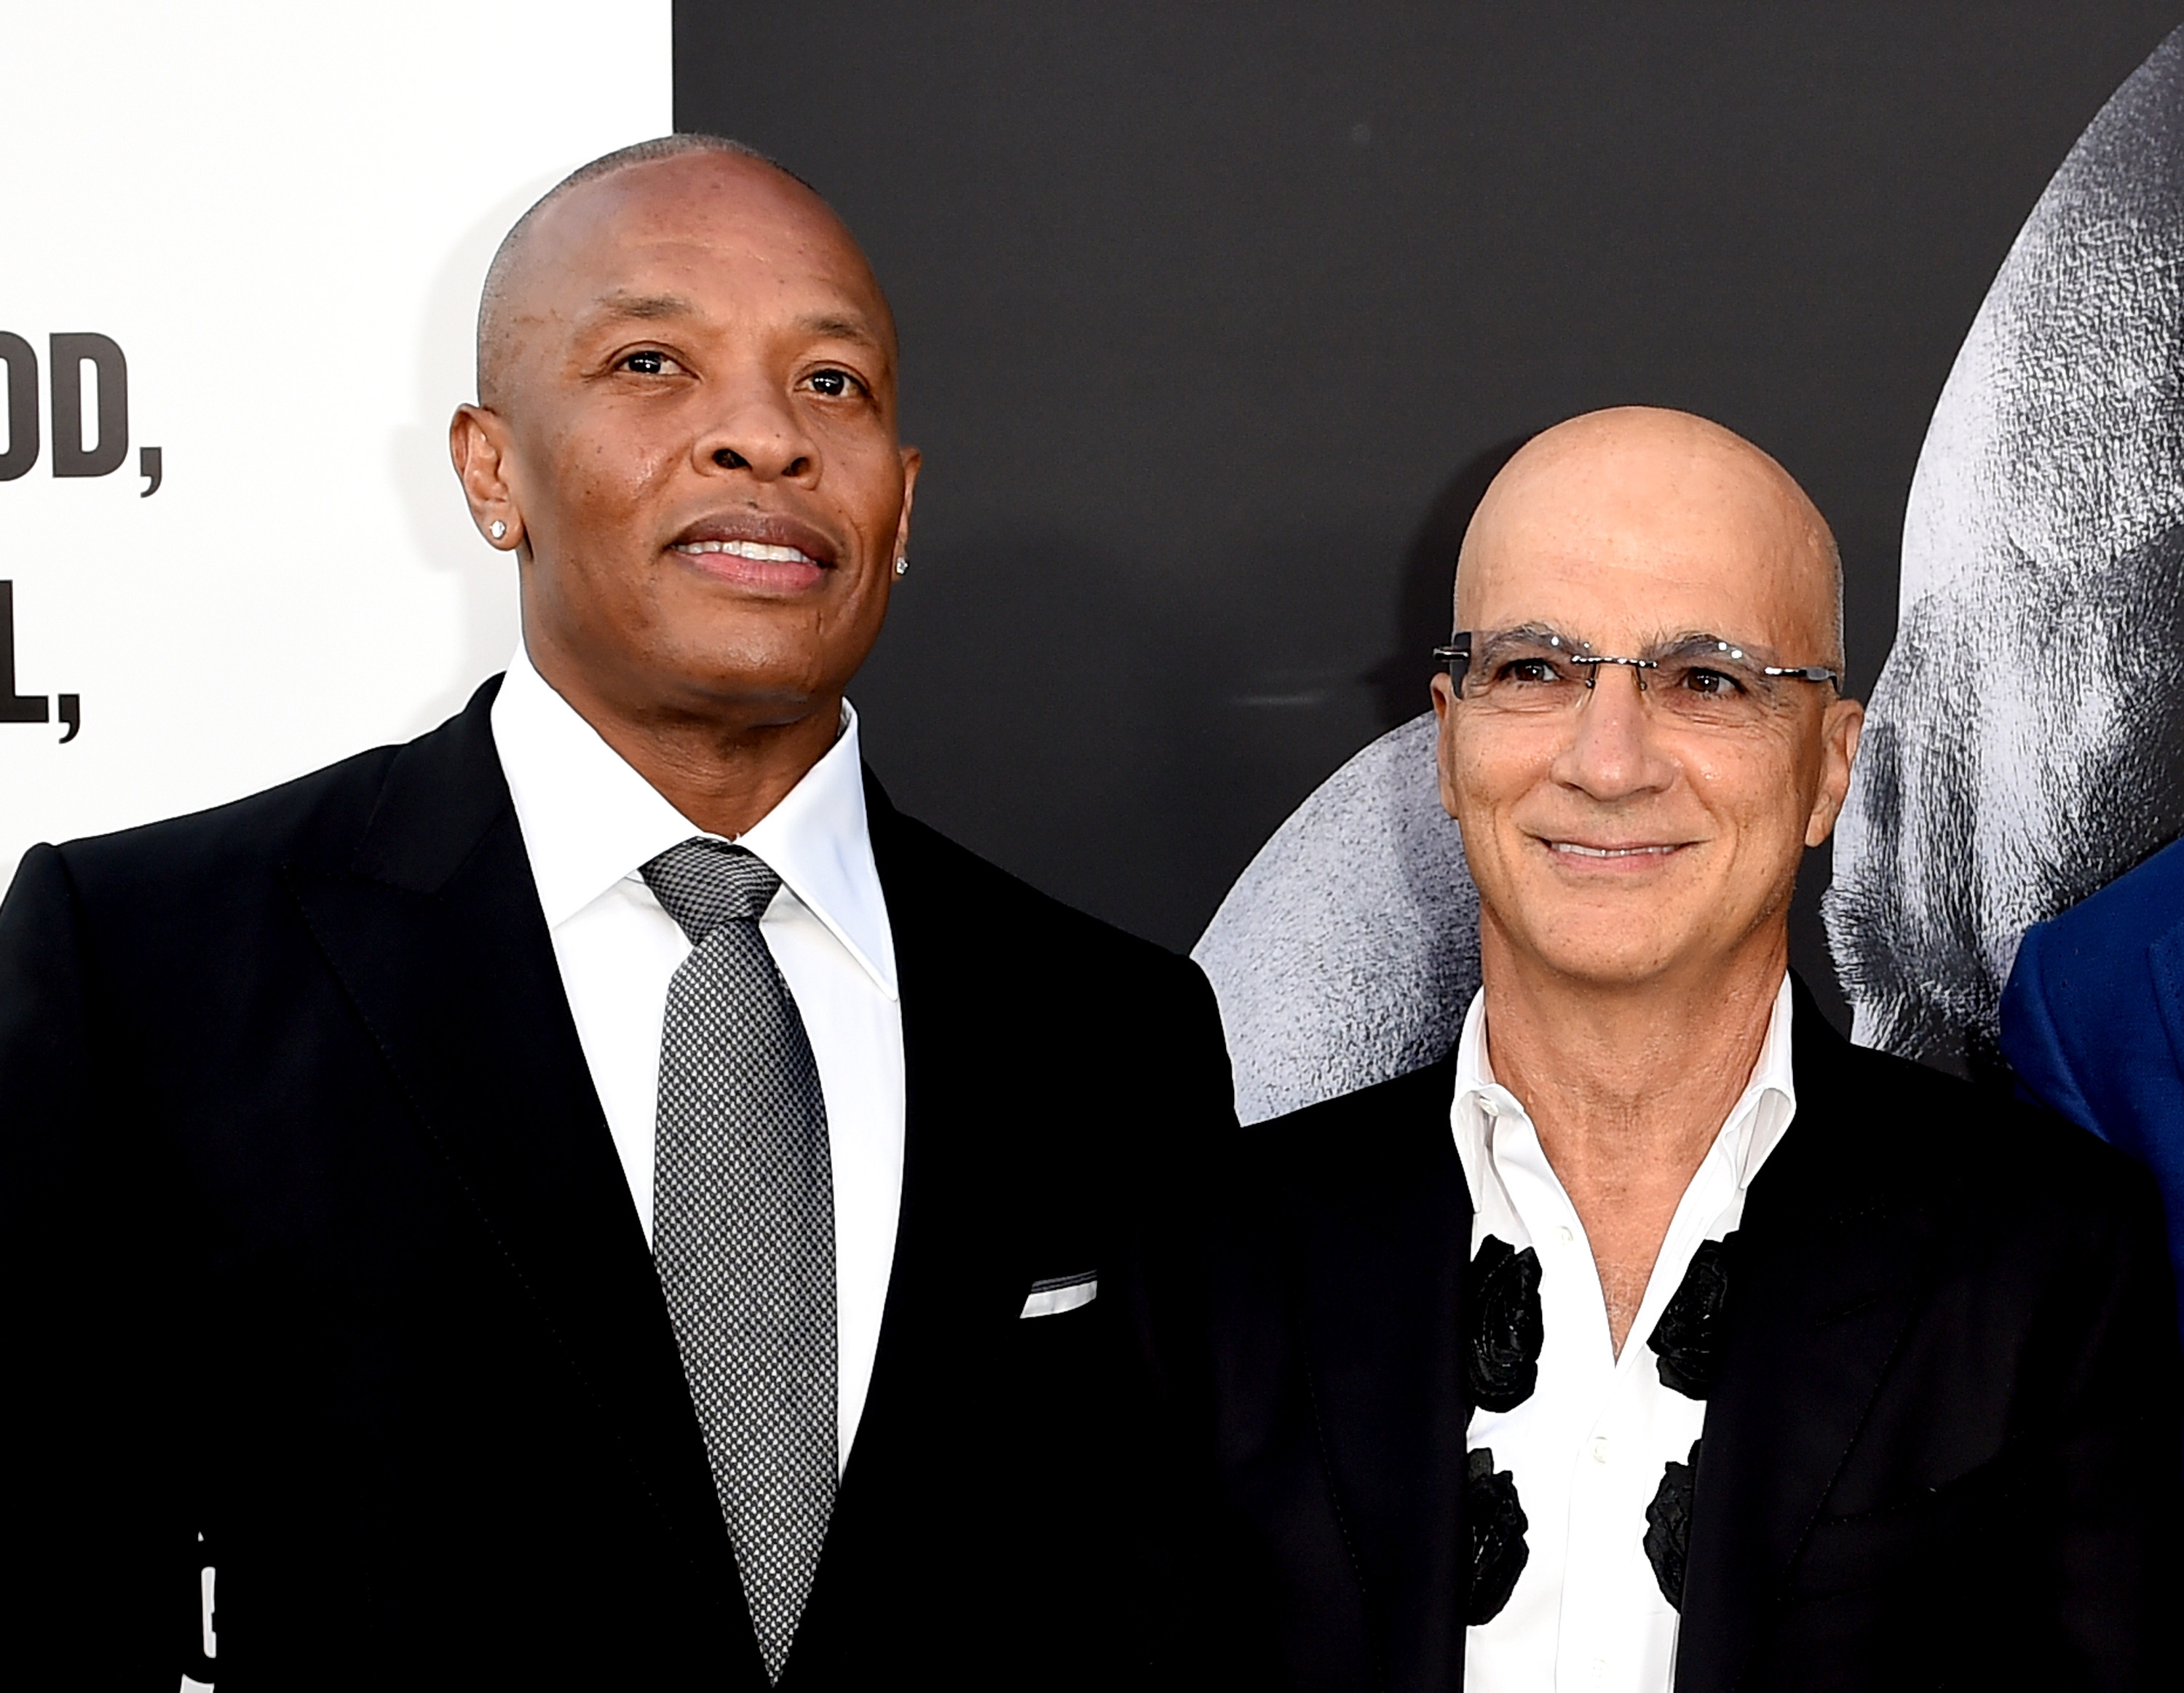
[1176,408,2181,1690]
[0,135,1231,1689]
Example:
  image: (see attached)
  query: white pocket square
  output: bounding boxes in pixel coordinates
[1020,1271,1097,1318]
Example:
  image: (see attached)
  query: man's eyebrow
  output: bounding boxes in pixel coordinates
[1473,625,1789,660]
[598,290,696,320]
[1476,622,1586,646]
[1645,630,1785,662]
[577,297,890,358]
[795,312,889,352]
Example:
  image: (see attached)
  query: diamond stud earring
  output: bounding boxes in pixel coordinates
[894,555,909,577]
[488,520,507,541]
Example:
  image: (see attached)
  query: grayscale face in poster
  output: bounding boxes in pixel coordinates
[1826,25,2184,1074]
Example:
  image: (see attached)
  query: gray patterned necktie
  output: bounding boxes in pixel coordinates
[643,839,837,1684]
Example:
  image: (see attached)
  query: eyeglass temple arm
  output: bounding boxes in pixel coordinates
[1762,665,1843,686]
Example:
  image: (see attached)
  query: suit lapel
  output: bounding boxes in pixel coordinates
[780,777,1033,1675]
[1676,980,1939,1693]
[282,682,758,1677]
[845,774,1039,1394]
[1292,1057,1473,1693]
[2141,918,2184,1082]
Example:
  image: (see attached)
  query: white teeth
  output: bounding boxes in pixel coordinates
[1551,841,1674,858]
[678,539,815,563]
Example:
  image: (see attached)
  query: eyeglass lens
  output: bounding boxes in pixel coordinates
[1445,628,1833,729]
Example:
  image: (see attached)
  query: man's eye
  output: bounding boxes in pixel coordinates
[620,350,671,375]
[1501,659,1562,684]
[807,368,861,398]
[1679,667,1744,697]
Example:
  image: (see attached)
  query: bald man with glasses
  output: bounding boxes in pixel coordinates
[1168,408,2182,1692]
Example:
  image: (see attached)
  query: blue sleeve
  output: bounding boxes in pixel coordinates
[2003,903,2184,1355]
[2000,918,2103,1135]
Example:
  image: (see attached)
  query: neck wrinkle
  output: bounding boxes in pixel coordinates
[1478,924,1787,1176]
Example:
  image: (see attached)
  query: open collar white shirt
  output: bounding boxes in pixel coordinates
[1452,973,1797,1693]
[490,646,904,1470]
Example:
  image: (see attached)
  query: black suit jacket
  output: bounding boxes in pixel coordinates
[1178,978,2183,1692]
[0,678,1233,1691]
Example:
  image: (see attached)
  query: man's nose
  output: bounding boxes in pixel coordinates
[693,369,819,483]
[1549,665,1675,800]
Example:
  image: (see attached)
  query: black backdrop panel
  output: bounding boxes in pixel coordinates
[675,2,2183,1028]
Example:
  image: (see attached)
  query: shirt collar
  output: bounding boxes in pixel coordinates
[1449,970,1797,1200]
[490,646,898,999]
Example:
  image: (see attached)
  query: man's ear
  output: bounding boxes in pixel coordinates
[1431,671,1463,822]
[450,404,523,552]
[1804,694,1866,847]
[892,445,922,563]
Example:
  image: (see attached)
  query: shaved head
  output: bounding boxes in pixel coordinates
[475,135,890,412]
[1429,401,1863,1018]
[447,130,919,841]
[1457,406,1845,671]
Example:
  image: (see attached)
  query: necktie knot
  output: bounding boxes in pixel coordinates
[642,839,783,943]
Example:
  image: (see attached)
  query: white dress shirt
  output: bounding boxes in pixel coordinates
[1454,973,1797,1693]
[490,647,905,1470]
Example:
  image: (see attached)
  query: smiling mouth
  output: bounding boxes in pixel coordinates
[665,512,842,593]
[672,538,823,566]
[1546,841,1683,859]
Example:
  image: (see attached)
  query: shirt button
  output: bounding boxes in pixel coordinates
[1591,1436,1611,1464]
[1555,1224,1575,1244]
[1588,1657,1610,1688]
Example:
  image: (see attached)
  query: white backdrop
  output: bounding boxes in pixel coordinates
[0,2,670,878]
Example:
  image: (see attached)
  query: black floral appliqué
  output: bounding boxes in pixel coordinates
[1466,1235,1544,1412]
[1643,1438,1702,1609]
[1647,1232,1737,1399]
[1464,1446,1530,1625]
